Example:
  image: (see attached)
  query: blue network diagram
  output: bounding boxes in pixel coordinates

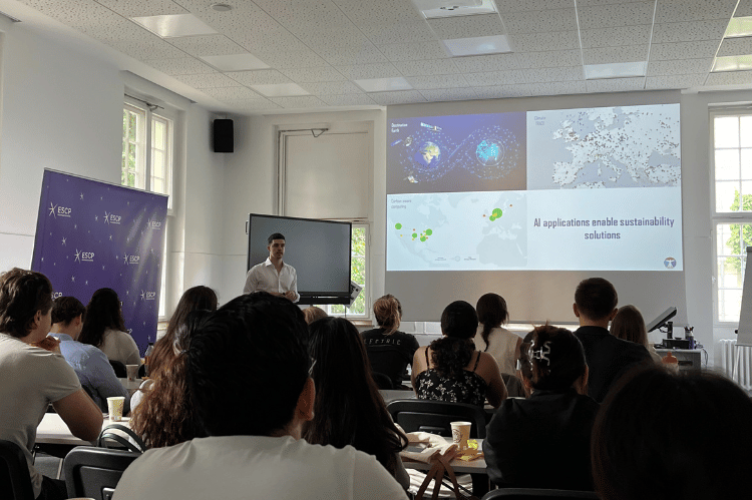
[387,112,526,195]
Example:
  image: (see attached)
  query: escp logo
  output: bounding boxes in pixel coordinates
[104,212,122,225]
[52,291,63,300]
[48,203,72,218]
[123,253,140,265]
[148,220,162,230]
[74,249,95,263]
[140,290,157,301]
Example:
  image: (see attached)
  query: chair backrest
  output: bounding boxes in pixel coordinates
[366,345,408,384]
[371,371,394,390]
[109,360,127,378]
[0,439,35,500]
[482,488,600,499]
[387,399,488,439]
[64,446,141,500]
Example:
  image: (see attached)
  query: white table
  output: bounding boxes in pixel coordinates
[37,413,132,446]
[118,378,143,397]
[402,438,486,474]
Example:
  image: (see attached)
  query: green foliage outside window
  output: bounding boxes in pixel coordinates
[725,190,752,282]
[325,226,367,316]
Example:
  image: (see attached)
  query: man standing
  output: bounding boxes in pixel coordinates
[243,233,299,302]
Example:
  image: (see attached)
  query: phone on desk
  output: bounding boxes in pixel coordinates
[406,443,430,453]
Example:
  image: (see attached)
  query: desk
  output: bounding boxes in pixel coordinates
[401,439,486,474]
[37,413,132,446]
[118,378,143,397]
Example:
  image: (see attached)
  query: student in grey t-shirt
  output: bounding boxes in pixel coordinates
[0,268,103,500]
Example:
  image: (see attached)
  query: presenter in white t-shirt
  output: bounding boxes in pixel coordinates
[243,233,299,303]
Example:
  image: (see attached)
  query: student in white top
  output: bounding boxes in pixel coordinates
[79,288,141,366]
[243,233,299,302]
[113,292,407,500]
[473,293,522,376]
[0,268,103,500]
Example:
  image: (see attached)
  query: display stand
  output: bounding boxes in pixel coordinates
[733,247,752,381]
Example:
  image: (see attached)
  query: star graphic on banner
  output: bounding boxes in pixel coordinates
[80,193,84,200]
[150,248,154,254]
[140,291,145,300]
[123,254,129,264]
[48,203,56,217]
[85,280,88,285]
[74,224,77,230]
[61,237,66,246]
[127,201,130,206]
[74,249,81,263]
[143,321,146,326]
[41,257,44,262]
[100,196,103,200]
[94,215,98,222]
[102,265,105,271]
[49,232,52,236]
[126,290,129,295]
[109,235,113,241]
[71,276,75,283]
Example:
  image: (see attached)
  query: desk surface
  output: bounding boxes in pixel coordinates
[37,413,131,446]
[402,438,486,474]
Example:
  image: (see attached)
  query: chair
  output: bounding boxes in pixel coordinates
[109,360,127,378]
[387,399,488,439]
[482,488,599,499]
[0,439,35,500]
[371,371,394,390]
[366,345,409,387]
[63,446,140,500]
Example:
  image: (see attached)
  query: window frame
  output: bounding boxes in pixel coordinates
[710,109,752,326]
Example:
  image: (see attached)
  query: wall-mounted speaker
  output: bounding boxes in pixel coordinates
[213,119,234,153]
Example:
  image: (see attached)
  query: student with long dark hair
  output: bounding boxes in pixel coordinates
[474,293,522,376]
[304,317,410,490]
[130,286,218,448]
[78,288,140,366]
[411,300,507,408]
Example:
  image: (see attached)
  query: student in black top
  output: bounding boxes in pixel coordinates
[361,294,419,388]
[573,278,651,402]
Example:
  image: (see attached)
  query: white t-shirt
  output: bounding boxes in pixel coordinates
[113,435,407,500]
[99,328,141,366]
[473,326,522,376]
[0,333,81,498]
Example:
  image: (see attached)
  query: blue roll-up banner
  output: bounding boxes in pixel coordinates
[31,169,168,355]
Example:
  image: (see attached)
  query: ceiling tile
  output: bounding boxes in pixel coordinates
[586,77,646,92]
[511,31,580,52]
[334,0,424,26]
[226,70,292,86]
[580,25,652,48]
[494,0,575,12]
[502,9,578,34]
[76,21,157,43]
[405,74,468,89]
[95,0,187,18]
[202,86,263,100]
[419,88,481,101]
[317,94,378,106]
[107,38,188,60]
[168,35,247,57]
[577,0,652,5]
[173,73,238,88]
[296,26,371,49]
[369,90,426,105]
[645,74,707,89]
[464,70,525,86]
[527,81,588,95]
[646,58,713,76]
[718,37,752,57]
[224,99,282,112]
[518,66,584,83]
[705,70,752,85]
[146,57,217,75]
[316,44,389,66]
[427,14,506,40]
[577,2,655,29]
[520,50,583,69]
[582,45,649,65]
[20,0,124,28]
[377,41,450,61]
[655,0,737,23]
[650,40,721,60]
[651,20,729,43]
[736,0,752,17]
[472,84,532,98]
[298,81,364,95]
[451,53,524,73]
[335,63,402,80]
[268,96,329,108]
[280,66,347,82]
[393,59,459,76]
[359,22,438,45]
[250,50,329,69]
[233,33,311,54]
[252,0,353,32]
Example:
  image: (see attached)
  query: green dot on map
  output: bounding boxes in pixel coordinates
[426,229,433,236]
[412,233,417,238]
[489,216,496,222]
[395,223,402,230]
[420,236,427,242]
[492,208,503,218]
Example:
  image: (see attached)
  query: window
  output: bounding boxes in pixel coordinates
[712,112,752,323]
[316,224,369,319]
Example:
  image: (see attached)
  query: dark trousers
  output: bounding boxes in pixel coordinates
[37,476,67,500]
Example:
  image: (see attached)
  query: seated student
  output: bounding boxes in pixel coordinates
[0,268,102,500]
[303,305,328,324]
[305,317,410,490]
[412,300,507,408]
[130,286,218,448]
[610,305,662,363]
[113,293,407,500]
[473,293,522,376]
[79,288,140,366]
[573,278,651,402]
[592,366,752,500]
[49,296,130,414]
[484,325,599,491]
[361,294,419,389]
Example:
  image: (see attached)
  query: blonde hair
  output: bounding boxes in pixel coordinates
[610,305,648,348]
[373,295,402,335]
[303,306,328,325]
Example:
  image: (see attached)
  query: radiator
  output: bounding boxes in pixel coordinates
[719,339,752,391]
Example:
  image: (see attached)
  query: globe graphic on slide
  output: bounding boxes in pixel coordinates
[414,141,441,167]
[475,139,504,167]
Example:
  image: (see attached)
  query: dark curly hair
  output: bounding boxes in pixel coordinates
[430,301,478,378]
[518,324,586,393]
[79,288,126,348]
[0,268,53,338]
[51,296,86,326]
[476,293,509,350]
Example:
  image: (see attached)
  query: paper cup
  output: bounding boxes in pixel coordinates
[450,421,472,450]
[126,364,139,381]
[107,396,125,421]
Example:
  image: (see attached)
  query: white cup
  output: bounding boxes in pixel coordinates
[450,421,472,451]
[126,364,139,381]
[107,396,125,422]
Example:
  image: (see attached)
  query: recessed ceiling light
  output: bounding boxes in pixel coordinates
[250,83,310,97]
[353,77,413,92]
[417,0,497,19]
[131,13,217,38]
[724,17,752,38]
[443,35,511,57]
[712,55,752,72]
[199,54,269,71]
[584,61,647,80]
[210,3,233,11]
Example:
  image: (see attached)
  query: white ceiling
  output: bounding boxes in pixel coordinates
[7,0,752,114]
